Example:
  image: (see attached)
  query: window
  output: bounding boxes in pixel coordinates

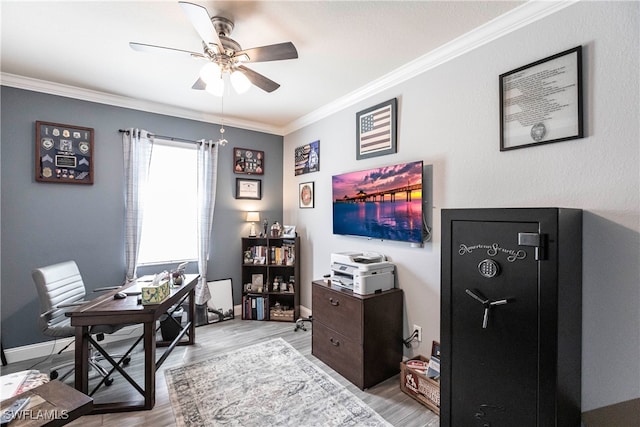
[137,140,198,265]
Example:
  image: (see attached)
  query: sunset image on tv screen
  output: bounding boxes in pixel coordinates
[332,160,423,243]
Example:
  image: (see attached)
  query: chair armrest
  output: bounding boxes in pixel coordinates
[39,301,87,318]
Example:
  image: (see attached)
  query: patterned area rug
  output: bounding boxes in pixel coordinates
[165,338,391,427]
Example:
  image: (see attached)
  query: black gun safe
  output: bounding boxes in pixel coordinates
[441,208,582,426]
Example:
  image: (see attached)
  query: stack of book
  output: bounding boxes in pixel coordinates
[242,295,267,320]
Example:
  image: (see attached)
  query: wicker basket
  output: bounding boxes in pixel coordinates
[400,355,440,415]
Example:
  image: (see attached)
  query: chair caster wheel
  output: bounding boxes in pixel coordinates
[50,370,59,380]
[123,356,131,366]
[105,377,114,386]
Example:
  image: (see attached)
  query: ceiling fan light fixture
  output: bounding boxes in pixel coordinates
[199,62,221,85]
[230,70,251,94]
[205,77,225,97]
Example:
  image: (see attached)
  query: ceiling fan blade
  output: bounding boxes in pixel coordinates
[238,65,280,93]
[236,42,298,63]
[129,42,206,60]
[179,2,225,54]
[191,77,207,90]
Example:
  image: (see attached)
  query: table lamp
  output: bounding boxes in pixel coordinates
[246,211,260,237]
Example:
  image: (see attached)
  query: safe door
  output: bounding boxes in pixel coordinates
[452,220,539,425]
[441,208,582,427]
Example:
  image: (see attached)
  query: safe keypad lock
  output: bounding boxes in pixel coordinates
[478,259,500,278]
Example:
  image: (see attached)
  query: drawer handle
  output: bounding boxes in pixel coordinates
[329,337,340,347]
[329,298,339,306]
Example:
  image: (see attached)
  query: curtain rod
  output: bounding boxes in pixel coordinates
[118,129,208,145]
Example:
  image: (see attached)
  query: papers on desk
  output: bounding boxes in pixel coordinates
[0,370,49,400]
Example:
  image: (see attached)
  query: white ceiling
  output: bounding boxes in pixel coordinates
[1,1,540,135]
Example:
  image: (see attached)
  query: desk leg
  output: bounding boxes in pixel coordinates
[187,289,195,345]
[74,326,90,394]
[143,321,156,410]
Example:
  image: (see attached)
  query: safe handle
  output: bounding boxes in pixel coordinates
[465,289,489,305]
[465,288,510,329]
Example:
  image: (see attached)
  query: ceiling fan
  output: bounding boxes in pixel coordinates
[130,1,298,95]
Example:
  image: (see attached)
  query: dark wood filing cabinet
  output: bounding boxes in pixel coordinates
[311,280,403,390]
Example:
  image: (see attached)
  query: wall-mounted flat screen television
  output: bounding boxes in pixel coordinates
[332,160,423,243]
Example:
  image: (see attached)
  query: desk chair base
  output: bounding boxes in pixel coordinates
[49,339,130,387]
[294,315,312,332]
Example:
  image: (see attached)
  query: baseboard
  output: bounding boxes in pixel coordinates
[299,305,312,319]
[5,304,312,365]
[4,324,143,365]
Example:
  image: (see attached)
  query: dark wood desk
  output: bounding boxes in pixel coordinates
[0,380,92,426]
[66,274,199,414]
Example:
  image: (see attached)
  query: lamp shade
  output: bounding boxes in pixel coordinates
[246,211,260,222]
[230,70,252,94]
[200,62,221,85]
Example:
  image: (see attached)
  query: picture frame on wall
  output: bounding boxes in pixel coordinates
[299,182,314,209]
[35,120,94,184]
[294,140,320,175]
[233,147,264,175]
[236,178,262,200]
[356,98,397,160]
[499,46,583,151]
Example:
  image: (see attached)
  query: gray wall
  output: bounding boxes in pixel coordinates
[283,1,639,411]
[0,86,283,349]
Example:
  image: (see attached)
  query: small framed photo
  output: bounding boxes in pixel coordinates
[299,182,314,209]
[500,46,583,151]
[294,140,320,175]
[356,98,397,160]
[282,225,296,238]
[251,274,263,292]
[236,178,262,200]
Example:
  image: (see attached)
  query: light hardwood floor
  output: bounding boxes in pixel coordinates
[2,319,439,426]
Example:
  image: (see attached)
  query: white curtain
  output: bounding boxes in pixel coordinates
[122,128,154,282]
[195,140,219,304]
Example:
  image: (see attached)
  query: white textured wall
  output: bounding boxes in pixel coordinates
[283,1,639,411]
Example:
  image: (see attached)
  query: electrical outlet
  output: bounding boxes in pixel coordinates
[413,324,422,342]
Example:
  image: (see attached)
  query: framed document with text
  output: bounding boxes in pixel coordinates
[500,46,583,151]
[236,178,262,200]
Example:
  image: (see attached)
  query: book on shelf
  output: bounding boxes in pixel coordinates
[243,295,268,320]
[246,245,268,264]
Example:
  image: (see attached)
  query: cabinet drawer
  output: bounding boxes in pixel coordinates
[312,285,362,342]
[312,322,363,389]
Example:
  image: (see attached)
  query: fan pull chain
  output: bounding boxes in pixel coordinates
[218,95,228,146]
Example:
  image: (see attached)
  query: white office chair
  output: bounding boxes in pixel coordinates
[32,260,130,385]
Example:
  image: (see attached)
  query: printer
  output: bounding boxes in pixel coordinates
[330,251,395,295]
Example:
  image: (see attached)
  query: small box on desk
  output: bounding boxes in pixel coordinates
[141,280,170,305]
[400,355,440,415]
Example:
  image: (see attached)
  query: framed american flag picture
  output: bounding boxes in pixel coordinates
[356,98,397,160]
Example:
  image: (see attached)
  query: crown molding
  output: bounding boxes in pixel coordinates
[0,73,281,135]
[282,0,578,135]
[1,1,576,137]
